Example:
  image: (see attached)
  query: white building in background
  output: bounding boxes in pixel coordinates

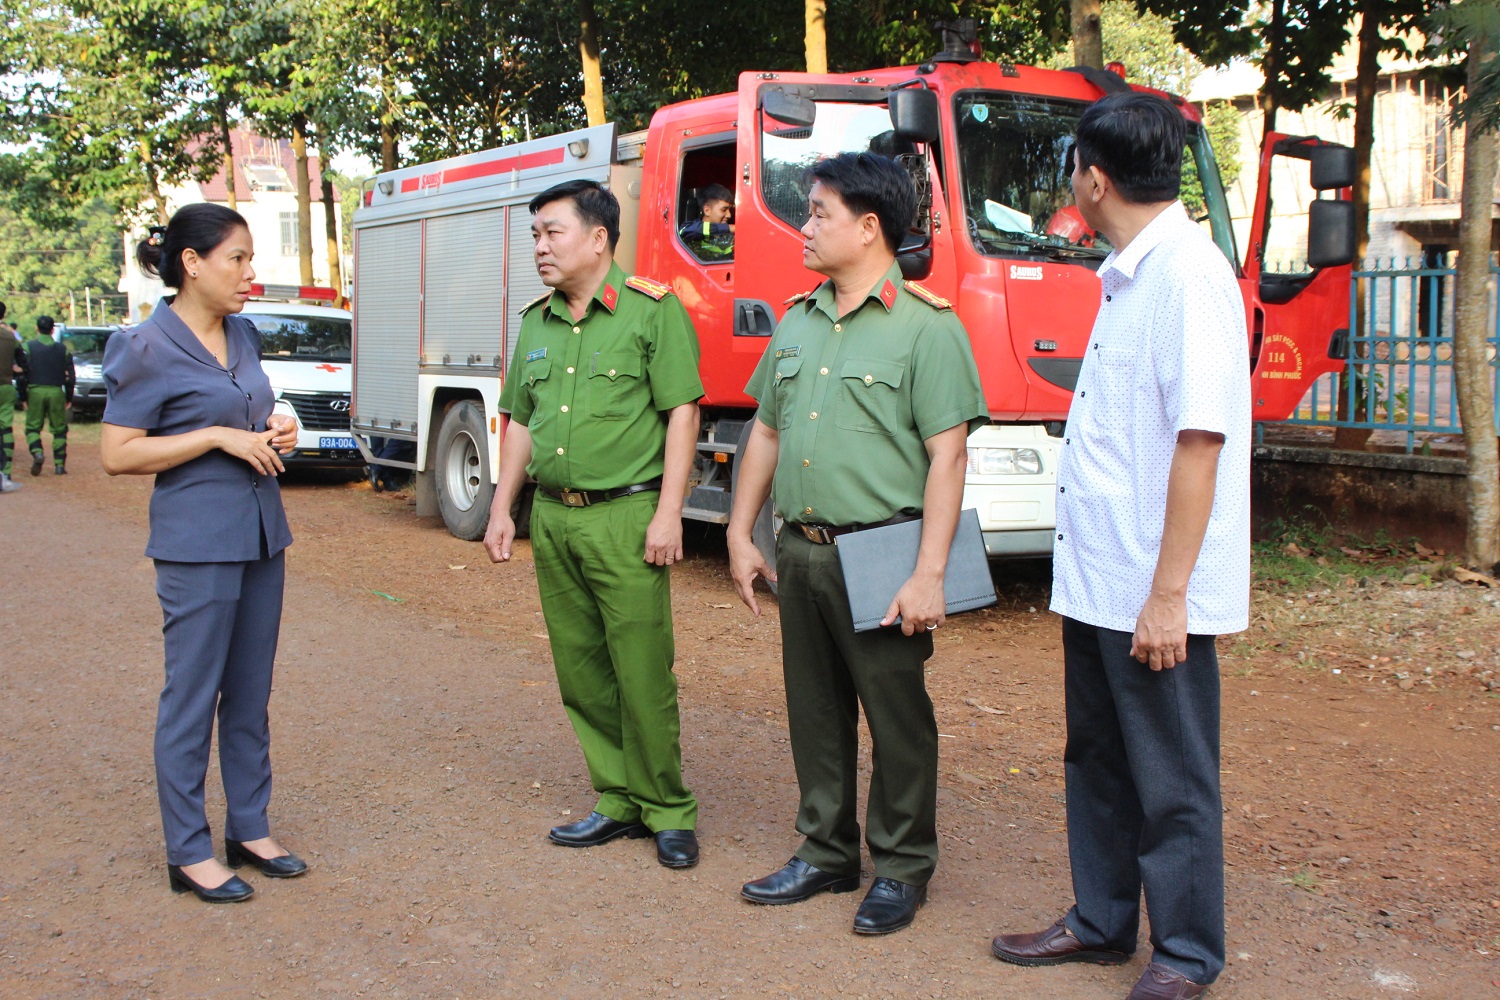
[119,129,346,323]
[1190,26,1499,271]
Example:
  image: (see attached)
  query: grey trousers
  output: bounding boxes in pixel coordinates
[153,554,285,865]
[775,530,938,886]
[1061,616,1225,985]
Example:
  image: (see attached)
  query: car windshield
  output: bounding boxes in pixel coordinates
[245,311,352,363]
[954,92,1110,263]
[61,329,114,354]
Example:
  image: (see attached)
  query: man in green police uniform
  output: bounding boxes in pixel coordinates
[728,152,987,934]
[483,179,704,869]
[21,315,74,476]
[0,301,26,491]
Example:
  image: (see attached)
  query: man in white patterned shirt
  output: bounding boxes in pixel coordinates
[990,93,1250,1000]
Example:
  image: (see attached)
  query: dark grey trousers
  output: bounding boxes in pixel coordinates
[153,554,285,865]
[775,531,937,886]
[1060,616,1225,985]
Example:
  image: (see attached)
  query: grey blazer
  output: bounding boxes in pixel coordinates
[103,307,293,563]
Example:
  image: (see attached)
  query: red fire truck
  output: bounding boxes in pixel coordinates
[351,36,1355,563]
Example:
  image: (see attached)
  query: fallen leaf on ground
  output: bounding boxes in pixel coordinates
[709,603,734,609]
[962,697,1010,716]
[449,564,467,570]
[370,590,405,602]
[1451,566,1498,587]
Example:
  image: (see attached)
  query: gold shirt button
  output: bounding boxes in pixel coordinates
[809,411,818,419]
[567,366,575,374]
[561,405,569,412]
[608,369,616,377]
[556,447,565,455]
[820,367,829,375]
[864,374,874,385]
[572,326,581,334]
[834,323,843,332]
[804,507,813,515]
[802,459,810,467]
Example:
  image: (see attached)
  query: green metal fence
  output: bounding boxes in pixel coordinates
[1268,256,1500,453]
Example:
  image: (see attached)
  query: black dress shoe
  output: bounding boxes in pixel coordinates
[29,453,42,477]
[740,857,861,905]
[167,864,254,903]
[655,830,699,868]
[225,838,309,878]
[852,877,927,934]
[547,811,650,848]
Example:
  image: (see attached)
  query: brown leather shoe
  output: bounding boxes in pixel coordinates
[1126,962,1208,999]
[991,916,1132,967]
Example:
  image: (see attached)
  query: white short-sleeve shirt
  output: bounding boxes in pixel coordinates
[1050,201,1251,636]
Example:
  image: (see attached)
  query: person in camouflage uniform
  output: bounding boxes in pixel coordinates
[20,315,74,476]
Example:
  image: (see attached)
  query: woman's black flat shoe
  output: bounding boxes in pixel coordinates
[224,839,309,878]
[167,864,254,902]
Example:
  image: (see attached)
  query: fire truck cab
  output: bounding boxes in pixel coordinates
[352,41,1356,556]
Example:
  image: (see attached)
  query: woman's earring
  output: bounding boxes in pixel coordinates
[190,272,198,278]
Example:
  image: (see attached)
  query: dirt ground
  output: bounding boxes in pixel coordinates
[2,425,1497,999]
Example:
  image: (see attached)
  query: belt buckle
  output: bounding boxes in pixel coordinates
[560,489,589,508]
[800,524,833,544]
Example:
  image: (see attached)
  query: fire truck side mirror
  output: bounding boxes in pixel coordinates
[763,91,817,129]
[1309,144,1355,191]
[888,89,939,145]
[1306,199,1357,269]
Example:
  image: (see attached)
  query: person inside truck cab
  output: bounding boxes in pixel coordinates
[678,183,735,260]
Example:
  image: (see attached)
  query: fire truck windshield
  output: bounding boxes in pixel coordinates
[954,91,1237,267]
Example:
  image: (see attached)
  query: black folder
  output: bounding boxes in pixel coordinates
[835,508,997,633]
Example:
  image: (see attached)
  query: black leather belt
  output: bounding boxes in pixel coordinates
[791,513,921,545]
[539,478,663,508]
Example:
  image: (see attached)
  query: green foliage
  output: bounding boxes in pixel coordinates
[0,197,128,331]
[1253,510,1428,590]
[1428,1,1500,135]
[832,1,1070,72]
[1099,0,1200,92]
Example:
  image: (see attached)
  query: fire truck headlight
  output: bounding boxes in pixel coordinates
[966,447,1042,476]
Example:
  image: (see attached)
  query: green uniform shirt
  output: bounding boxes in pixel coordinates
[498,261,704,491]
[746,261,987,527]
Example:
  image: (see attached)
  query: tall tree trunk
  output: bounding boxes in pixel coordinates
[291,113,314,286]
[805,0,828,74]
[578,0,605,127]
[218,101,237,210]
[1259,0,1285,138]
[316,129,343,294]
[1071,0,1102,69]
[1334,8,1382,452]
[381,114,398,172]
[1453,32,1500,571]
[141,139,169,225]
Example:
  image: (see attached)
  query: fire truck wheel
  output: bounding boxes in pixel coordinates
[435,399,493,540]
[731,420,780,594]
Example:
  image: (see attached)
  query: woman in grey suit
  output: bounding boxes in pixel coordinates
[102,204,309,903]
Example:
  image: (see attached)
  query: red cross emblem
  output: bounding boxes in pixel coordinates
[879,279,897,310]
[601,283,618,311]
[315,363,343,372]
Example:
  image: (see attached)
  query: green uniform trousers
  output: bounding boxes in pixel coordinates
[530,490,697,831]
[0,384,15,476]
[776,530,938,885]
[24,385,67,465]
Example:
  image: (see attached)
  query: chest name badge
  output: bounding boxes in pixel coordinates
[526,348,547,362]
[774,346,800,360]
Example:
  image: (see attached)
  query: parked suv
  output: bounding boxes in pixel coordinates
[58,325,123,414]
[240,302,361,468]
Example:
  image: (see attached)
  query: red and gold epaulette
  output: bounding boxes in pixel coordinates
[903,280,952,310]
[519,290,552,313]
[783,287,818,306]
[625,275,673,300]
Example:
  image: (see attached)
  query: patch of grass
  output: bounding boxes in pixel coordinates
[1253,510,1431,591]
[1284,865,1323,894]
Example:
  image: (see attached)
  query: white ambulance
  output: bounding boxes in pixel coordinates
[238,286,361,469]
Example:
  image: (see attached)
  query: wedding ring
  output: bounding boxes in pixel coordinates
[925,624,937,631]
